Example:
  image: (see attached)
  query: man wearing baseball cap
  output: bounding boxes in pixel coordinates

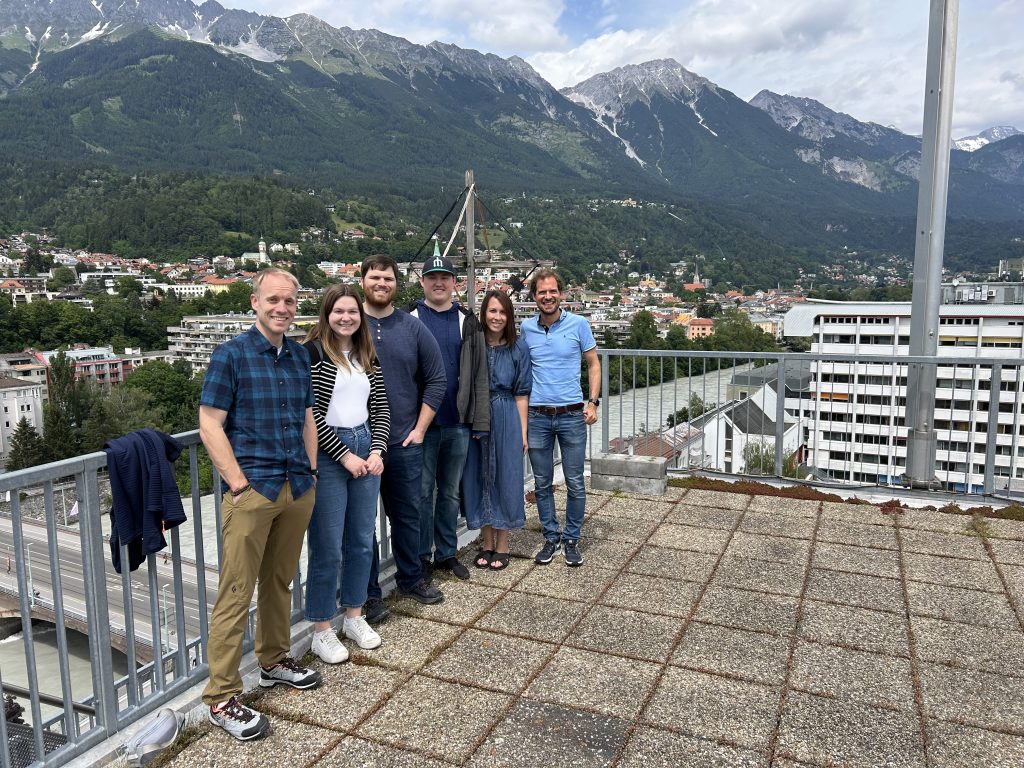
[409,246,489,580]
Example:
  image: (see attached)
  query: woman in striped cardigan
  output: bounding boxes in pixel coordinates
[303,284,390,663]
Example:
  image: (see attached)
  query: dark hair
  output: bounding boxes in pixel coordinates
[304,284,376,372]
[360,254,399,278]
[529,267,563,297]
[480,290,517,348]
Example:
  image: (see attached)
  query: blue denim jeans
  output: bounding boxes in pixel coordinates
[419,424,470,561]
[528,409,588,543]
[305,423,381,620]
[366,441,425,594]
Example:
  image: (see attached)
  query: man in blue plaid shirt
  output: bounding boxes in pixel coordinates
[199,268,321,741]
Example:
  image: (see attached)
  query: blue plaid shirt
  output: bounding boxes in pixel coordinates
[201,325,315,501]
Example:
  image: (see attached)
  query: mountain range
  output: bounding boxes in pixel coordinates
[1,0,1022,254]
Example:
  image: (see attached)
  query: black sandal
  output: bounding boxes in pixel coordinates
[475,550,494,569]
[489,553,510,571]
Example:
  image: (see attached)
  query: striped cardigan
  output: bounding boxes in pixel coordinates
[305,340,390,463]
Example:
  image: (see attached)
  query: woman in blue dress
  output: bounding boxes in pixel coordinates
[463,290,531,569]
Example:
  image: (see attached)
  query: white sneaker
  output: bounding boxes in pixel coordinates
[311,629,349,664]
[343,615,382,649]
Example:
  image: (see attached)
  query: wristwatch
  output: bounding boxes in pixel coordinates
[311,467,319,478]
[588,398,601,407]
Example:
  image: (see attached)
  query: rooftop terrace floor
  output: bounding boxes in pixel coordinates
[160,484,1024,767]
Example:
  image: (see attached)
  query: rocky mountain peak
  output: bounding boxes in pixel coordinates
[563,58,714,113]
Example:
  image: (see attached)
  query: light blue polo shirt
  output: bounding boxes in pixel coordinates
[522,309,596,407]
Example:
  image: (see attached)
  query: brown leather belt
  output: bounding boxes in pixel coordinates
[530,403,584,415]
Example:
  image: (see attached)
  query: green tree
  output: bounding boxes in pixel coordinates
[48,266,78,291]
[124,361,201,433]
[40,351,95,461]
[742,441,775,475]
[5,418,45,470]
[81,387,166,451]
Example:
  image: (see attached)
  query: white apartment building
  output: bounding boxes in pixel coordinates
[784,301,1024,493]
[168,314,317,373]
[0,376,44,469]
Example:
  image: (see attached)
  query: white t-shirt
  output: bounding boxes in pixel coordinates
[325,353,371,428]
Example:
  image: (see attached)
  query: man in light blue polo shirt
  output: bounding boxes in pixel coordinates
[521,268,601,567]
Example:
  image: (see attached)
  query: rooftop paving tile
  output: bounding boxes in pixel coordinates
[349,614,462,670]
[816,518,898,550]
[647,522,732,554]
[905,581,1020,629]
[576,536,640,569]
[811,541,900,579]
[524,647,661,719]
[903,551,1003,592]
[926,720,1024,768]
[724,532,811,566]
[618,727,769,768]
[804,568,905,614]
[642,667,779,751]
[819,501,888,525]
[567,604,681,662]
[678,489,751,511]
[987,536,1024,565]
[422,629,553,692]
[391,579,504,625]
[668,503,744,530]
[468,699,629,768]
[626,545,718,583]
[166,717,341,767]
[790,641,915,712]
[737,510,816,539]
[585,512,661,543]
[741,495,819,520]
[982,517,1024,541]
[898,509,976,535]
[899,528,989,560]
[260,661,406,731]
[318,737,453,768]
[776,692,926,768]
[694,585,800,636]
[513,561,617,602]
[596,497,675,521]
[919,662,1024,734]
[476,591,587,643]
[357,675,511,763]
[672,621,791,686]
[745,496,820,517]
[911,615,1024,673]
[711,555,807,598]
[799,600,910,657]
[601,570,702,617]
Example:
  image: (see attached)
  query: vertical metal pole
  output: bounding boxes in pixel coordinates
[601,350,610,452]
[465,170,476,313]
[984,365,1002,496]
[775,358,787,477]
[904,0,959,488]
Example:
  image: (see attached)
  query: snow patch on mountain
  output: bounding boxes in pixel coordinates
[954,126,1022,152]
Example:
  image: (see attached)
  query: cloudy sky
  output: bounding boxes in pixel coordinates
[227,0,1023,139]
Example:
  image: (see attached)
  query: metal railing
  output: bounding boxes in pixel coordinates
[594,348,1024,500]
[0,434,401,768]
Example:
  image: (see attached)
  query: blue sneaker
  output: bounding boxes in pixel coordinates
[563,540,584,567]
[535,540,561,565]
